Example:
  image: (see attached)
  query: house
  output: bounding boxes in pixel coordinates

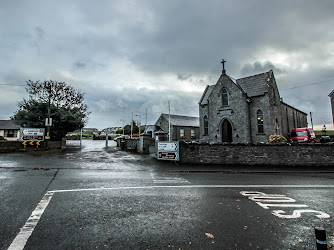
[102,127,122,134]
[0,120,20,141]
[80,128,99,134]
[154,114,200,142]
[199,63,307,143]
[329,89,334,129]
[144,125,161,138]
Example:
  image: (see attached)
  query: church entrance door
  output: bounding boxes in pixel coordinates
[222,119,232,142]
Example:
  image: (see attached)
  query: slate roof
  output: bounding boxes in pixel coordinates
[161,114,199,127]
[0,120,20,130]
[236,71,270,97]
[329,89,334,97]
[199,85,214,105]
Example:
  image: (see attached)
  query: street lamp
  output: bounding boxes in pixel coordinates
[120,119,124,135]
[135,114,141,134]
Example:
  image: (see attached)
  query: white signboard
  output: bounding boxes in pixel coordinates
[158,142,178,151]
[157,141,179,161]
[19,128,45,141]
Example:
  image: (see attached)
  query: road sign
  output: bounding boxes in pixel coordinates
[157,141,179,161]
[19,128,45,142]
[158,151,179,160]
[158,142,178,151]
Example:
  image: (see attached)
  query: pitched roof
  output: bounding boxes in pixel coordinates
[199,85,214,105]
[280,101,307,115]
[329,89,334,97]
[236,71,271,97]
[161,114,199,127]
[0,120,20,130]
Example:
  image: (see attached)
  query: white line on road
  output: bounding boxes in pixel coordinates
[8,191,55,250]
[8,184,334,250]
[50,184,334,193]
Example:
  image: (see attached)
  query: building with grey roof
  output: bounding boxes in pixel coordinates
[154,113,199,142]
[0,120,20,141]
[199,64,307,143]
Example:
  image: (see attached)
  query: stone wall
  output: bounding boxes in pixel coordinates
[137,135,155,154]
[0,139,66,153]
[179,142,334,167]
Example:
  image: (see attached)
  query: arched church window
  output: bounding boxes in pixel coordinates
[222,88,229,106]
[257,110,264,134]
[204,115,208,135]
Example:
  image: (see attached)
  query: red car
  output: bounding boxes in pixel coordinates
[290,128,316,142]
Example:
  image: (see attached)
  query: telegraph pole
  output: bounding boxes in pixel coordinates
[45,84,52,149]
[168,101,171,141]
[131,112,133,138]
[310,112,314,129]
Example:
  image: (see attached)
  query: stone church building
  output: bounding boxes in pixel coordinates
[199,63,307,143]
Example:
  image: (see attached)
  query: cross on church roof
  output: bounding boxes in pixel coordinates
[221,59,226,75]
[221,59,226,70]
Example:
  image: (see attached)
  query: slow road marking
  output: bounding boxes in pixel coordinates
[8,185,334,250]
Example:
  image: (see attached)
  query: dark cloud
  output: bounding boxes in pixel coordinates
[240,61,286,76]
[73,62,86,69]
[0,0,333,129]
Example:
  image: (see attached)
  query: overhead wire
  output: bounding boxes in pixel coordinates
[280,78,334,91]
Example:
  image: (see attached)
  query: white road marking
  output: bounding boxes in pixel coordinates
[240,190,331,219]
[8,184,334,250]
[50,184,334,193]
[255,202,309,209]
[8,191,54,250]
[272,209,331,219]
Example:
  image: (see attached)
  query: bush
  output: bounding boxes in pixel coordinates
[268,135,287,143]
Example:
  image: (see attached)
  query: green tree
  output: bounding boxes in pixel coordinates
[12,80,90,140]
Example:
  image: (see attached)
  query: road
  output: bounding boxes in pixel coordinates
[1,140,334,249]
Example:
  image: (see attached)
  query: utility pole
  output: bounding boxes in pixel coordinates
[310,112,314,130]
[168,101,171,141]
[80,128,82,148]
[45,83,52,149]
[131,112,133,138]
[145,108,147,132]
[120,119,124,135]
[135,114,141,134]
[105,130,108,148]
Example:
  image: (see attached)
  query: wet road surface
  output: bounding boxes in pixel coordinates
[1,140,334,249]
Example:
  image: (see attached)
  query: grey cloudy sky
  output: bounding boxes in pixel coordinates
[1,0,333,130]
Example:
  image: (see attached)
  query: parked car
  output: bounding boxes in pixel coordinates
[320,135,331,143]
[290,128,316,142]
[113,135,130,141]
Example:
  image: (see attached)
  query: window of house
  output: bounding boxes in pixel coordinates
[204,116,208,135]
[191,129,195,138]
[257,110,264,134]
[180,128,185,138]
[222,88,229,106]
[4,130,17,138]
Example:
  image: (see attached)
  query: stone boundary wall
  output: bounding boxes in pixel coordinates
[0,139,66,153]
[179,142,334,167]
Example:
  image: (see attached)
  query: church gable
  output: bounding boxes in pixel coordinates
[206,74,245,107]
